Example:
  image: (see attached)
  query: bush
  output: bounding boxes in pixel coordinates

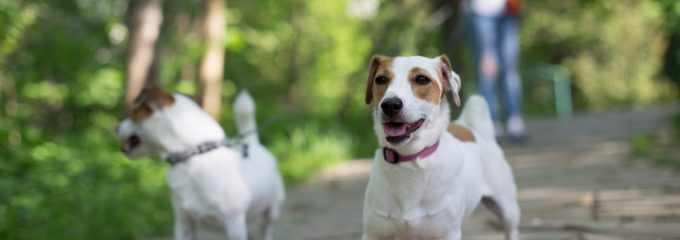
[522,0,677,109]
[630,114,680,169]
[0,131,172,239]
[270,122,352,184]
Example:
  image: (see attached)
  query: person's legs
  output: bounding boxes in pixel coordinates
[470,14,503,136]
[499,15,526,139]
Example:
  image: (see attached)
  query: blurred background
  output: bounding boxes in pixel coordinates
[1,0,679,239]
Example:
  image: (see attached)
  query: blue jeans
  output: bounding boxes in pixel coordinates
[468,13,523,123]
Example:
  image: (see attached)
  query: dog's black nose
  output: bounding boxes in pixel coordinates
[380,97,403,116]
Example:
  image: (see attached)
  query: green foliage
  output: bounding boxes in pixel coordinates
[630,111,680,169]
[656,0,680,90]
[522,0,677,109]
[271,123,351,183]
[0,136,172,239]
[630,132,680,169]
[656,0,680,33]
[0,1,172,238]
[631,134,653,156]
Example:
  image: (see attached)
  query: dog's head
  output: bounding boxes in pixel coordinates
[115,85,225,159]
[365,55,461,152]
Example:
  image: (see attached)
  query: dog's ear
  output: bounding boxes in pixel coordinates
[438,55,461,106]
[134,84,175,108]
[365,55,384,105]
[131,84,175,122]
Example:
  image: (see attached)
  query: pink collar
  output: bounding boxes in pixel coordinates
[383,140,440,164]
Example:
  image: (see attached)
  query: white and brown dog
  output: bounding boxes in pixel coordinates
[361,55,520,240]
[116,86,285,240]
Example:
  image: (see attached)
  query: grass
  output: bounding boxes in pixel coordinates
[630,112,680,169]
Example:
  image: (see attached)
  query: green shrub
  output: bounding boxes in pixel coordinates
[271,123,352,184]
[631,134,652,156]
[523,0,677,109]
[0,134,172,239]
[630,131,680,169]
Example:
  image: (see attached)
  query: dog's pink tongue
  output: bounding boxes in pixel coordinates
[384,124,407,137]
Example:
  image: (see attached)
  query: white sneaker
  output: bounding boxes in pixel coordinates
[507,115,527,140]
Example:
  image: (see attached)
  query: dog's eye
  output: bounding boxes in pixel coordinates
[375,76,388,85]
[415,75,430,85]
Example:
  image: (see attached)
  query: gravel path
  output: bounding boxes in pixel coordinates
[274,103,680,240]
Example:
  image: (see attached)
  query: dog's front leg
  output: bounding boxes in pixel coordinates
[361,234,382,240]
[173,211,194,240]
[364,234,399,240]
[171,197,194,240]
[225,214,247,240]
[260,208,278,240]
[444,228,462,240]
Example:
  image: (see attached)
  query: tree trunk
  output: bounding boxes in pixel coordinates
[198,0,226,119]
[440,0,465,115]
[125,0,163,109]
[440,0,463,57]
[286,0,304,108]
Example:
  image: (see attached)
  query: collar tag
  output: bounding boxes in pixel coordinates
[383,148,400,163]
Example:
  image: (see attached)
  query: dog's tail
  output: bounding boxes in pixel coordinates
[233,90,260,144]
[458,95,495,140]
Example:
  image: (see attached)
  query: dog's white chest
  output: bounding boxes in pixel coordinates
[168,170,225,224]
[167,151,251,225]
[365,190,464,240]
[364,140,483,239]
[377,184,468,238]
[390,198,463,238]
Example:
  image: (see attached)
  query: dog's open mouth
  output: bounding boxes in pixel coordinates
[122,135,141,154]
[383,119,425,143]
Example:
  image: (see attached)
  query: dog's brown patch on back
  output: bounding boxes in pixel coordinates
[131,85,175,122]
[365,55,394,104]
[447,123,476,142]
[409,67,441,104]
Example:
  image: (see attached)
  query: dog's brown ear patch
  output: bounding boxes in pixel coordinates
[438,55,461,106]
[131,85,175,122]
[447,123,476,142]
[365,55,393,105]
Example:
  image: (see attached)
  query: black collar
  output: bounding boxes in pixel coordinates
[165,139,236,166]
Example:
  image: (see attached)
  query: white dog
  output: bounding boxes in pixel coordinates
[361,55,520,240]
[116,86,285,240]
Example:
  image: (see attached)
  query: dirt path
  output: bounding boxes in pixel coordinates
[274,104,680,240]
